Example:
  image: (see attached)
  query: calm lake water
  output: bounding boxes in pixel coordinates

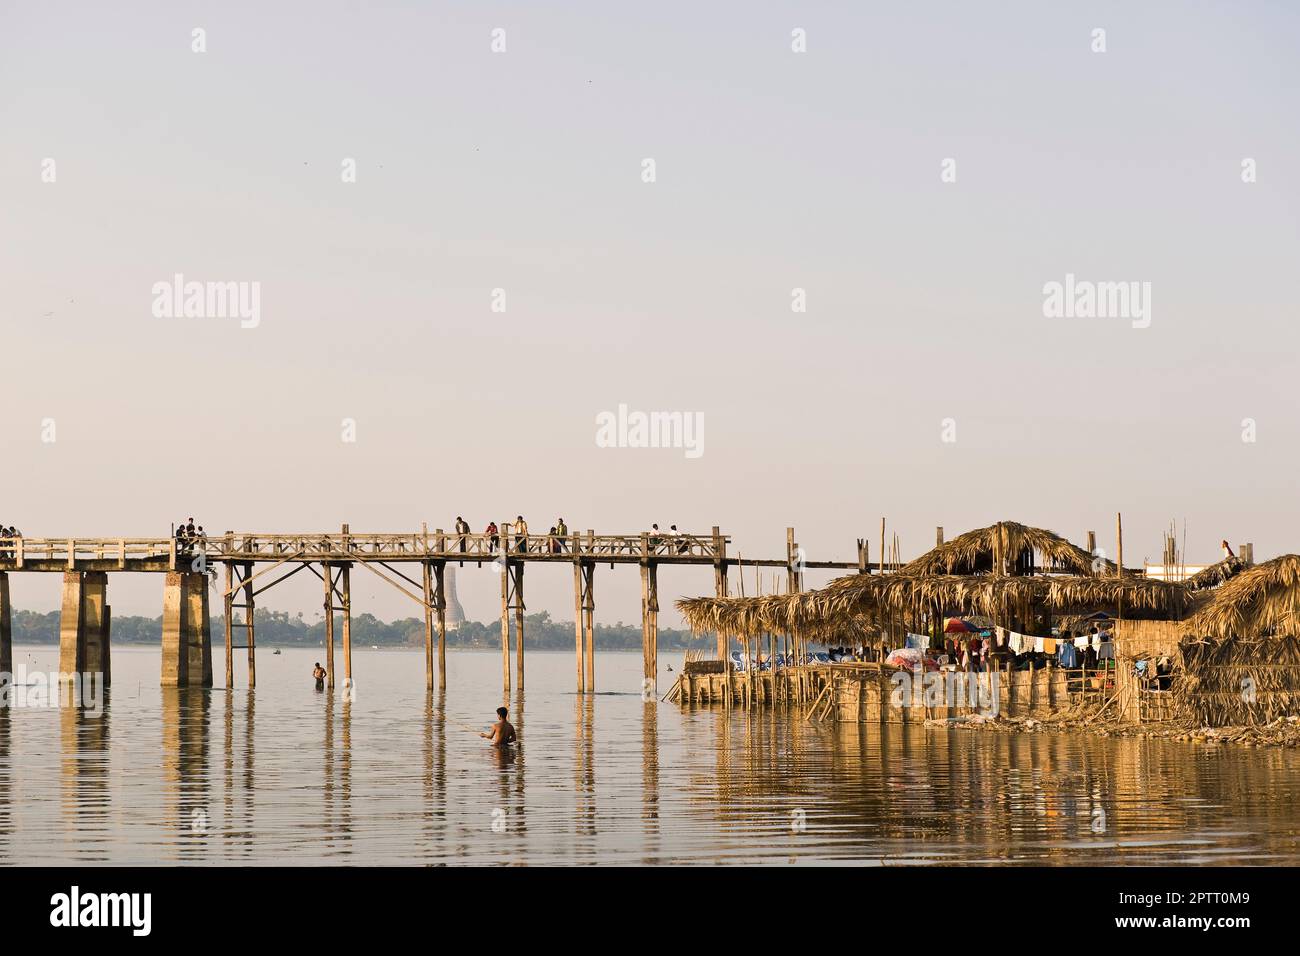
[2,644,1298,866]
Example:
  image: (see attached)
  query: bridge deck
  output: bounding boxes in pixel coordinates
[0,531,863,573]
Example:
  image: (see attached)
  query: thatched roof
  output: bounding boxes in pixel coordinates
[677,570,1191,641]
[1188,554,1300,640]
[903,521,1106,577]
[1184,555,1248,591]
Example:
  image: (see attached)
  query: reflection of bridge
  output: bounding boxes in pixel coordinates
[0,526,871,694]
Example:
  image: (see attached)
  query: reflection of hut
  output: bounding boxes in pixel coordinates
[1177,556,1300,725]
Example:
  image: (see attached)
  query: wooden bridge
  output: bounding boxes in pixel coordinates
[0,525,871,694]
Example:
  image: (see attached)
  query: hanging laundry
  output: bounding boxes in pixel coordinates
[1058,642,1078,668]
[1042,638,1057,654]
[906,633,930,652]
[1033,637,1045,653]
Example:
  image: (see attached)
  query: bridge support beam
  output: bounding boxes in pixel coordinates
[582,544,596,691]
[59,571,111,684]
[323,563,336,689]
[500,557,524,692]
[0,572,11,677]
[161,571,211,687]
[713,526,729,666]
[340,563,352,694]
[422,561,435,690]
[572,561,586,693]
[433,561,447,690]
[641,560,659,695]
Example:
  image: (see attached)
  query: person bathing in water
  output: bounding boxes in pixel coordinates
[480,706,517,748]
[312,663,327,690]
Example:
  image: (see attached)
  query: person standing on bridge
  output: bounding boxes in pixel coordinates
[670,524,688,554]
[175,520,189,555]
[485,521,499,553]
[514,516,528,554]
[455,516,469,559]
[556,517,568,553]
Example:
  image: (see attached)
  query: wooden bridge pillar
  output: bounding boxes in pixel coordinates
[583,536,595,690]
[640,559,659,693]
[514,563,525,688]
[59,571,111,684]
[340,563,353,693]
[712,526,728,665]
[433,560,447,690]
[0,572,11,678]
[572,560,586,692]
[161,571,211,687]
[499,554,524,691]
[422,561,435,690]
[323,563,336,689]
[243,561,256,688]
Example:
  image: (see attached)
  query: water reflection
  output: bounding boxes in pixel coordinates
[160,688,208,862]
[4,649,1300,865]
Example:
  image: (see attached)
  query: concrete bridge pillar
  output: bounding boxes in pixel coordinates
[0,572,11,677]
[161,571,212,687]
[58,571,111,684]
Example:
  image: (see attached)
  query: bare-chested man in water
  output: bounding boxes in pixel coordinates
[480,706,517,748]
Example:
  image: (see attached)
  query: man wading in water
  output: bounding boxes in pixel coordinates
[312,663,327,690]
[480,706,517,748]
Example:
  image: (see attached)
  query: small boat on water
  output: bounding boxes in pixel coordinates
[272,649,281,655]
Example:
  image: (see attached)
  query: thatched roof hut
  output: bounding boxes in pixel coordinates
[676,567,1190,643]
[1187,554,1300,640]
[902,521,1106,577]
[1184,555,1248,592]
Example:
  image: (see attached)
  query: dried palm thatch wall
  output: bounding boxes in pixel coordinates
[1188,554,1300,640]
[1112,619,1186,659]
[1173,556,1300,725]
[1177,637,1300,725]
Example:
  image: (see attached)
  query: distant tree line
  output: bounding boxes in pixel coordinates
[9,608,714,651]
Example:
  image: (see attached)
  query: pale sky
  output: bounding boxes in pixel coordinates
[3,2,1299,624]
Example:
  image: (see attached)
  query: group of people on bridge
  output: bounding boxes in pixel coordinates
[452,517,695,556]
[0,523,21,556]
[173,517,208,554]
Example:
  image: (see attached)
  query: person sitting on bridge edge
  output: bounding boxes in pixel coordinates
[312,663,327,690]
[480,706,517,748]
[485,521,499,553]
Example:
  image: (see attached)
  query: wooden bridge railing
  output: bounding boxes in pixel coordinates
[0,531,732,568]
